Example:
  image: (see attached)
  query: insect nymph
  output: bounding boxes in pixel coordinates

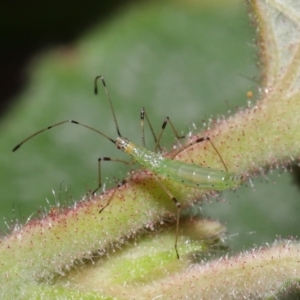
[13,76,242,258]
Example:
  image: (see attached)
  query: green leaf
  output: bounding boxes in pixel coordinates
[2,0,300,299]
[0,1,255,230]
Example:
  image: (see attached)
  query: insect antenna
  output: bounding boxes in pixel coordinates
[94,76,122,137]
[12,119,116,152]
[12,76,121,152]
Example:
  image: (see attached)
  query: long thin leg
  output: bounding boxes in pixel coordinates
[154,117,185,152]
[92,157,132,195]
[140,107,162,150]
[98,179,127,214]
[152,174,181,259]
[158,136,227,258]
[140,110,187,258]
[92,157,133,214]
[139,107,185,153]
[170,136,228,172]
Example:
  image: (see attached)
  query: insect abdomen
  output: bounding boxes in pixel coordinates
[160,160,240,190]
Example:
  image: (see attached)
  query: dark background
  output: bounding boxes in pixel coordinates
[0,1,140,116]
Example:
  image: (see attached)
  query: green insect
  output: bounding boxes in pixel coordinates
[13,76,242,258]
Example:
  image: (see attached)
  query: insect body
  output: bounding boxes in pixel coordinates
[117,137,240,190]
[13,76,242,258]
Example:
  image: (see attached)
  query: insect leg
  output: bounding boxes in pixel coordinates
[154,117,185,152]
[94,76,122,137]
[140,107,162,150]
[152,174,181,259]
[92,157,132,213]
[139,108,185,152]
[93,157,132,195]
[171,136,228,172]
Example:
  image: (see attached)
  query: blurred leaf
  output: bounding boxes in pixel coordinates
[0,1,256,232]
[2,0,300,298]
